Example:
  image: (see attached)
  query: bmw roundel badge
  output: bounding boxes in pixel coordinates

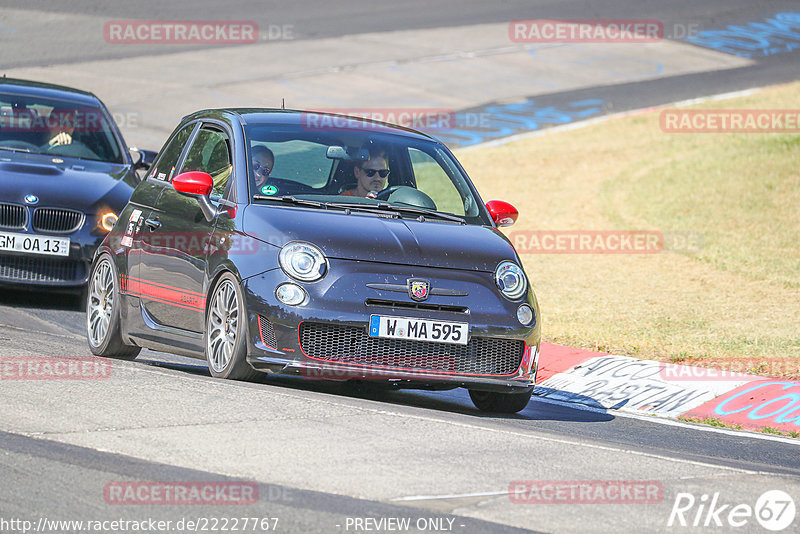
[24,194,39,205]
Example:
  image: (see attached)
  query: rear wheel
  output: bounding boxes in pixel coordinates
[205,273,259,381]
[469,389,532,414]
[86,255,140,359]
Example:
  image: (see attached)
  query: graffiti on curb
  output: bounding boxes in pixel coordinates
[686,12,800,58]
[433,98,606,147]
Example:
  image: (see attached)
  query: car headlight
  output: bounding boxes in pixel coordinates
[98,211,118,232]
[279,242,327,282]
[275,283,307,306]
[517,304,535,326]
[495,261,527,300]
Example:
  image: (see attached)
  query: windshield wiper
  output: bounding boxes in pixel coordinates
[323,201,402,219]
[370,203,466,224]
[253,194,325,208]
[0,146,32,153]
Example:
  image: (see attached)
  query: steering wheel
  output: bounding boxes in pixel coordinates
[44,140,99,160]
[373,185,437,210]
[0,140,39,151]
[372,186,402,200]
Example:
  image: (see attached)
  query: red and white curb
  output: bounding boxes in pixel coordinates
[535,343,800,436]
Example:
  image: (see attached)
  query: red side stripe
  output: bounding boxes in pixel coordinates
[122,275,207,297]
[119,275,206,312]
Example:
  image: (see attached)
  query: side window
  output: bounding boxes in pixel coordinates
[181,127,232,198]
[409,148,466,216]
[150,124,194,181]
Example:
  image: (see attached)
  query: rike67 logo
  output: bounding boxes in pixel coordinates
[668,490,796,531]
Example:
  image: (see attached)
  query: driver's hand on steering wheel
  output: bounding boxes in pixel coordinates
[366,190,379,199]
[48,132,73,147]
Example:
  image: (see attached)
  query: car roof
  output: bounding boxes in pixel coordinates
[0,76,102,106]
[184,108,439,142]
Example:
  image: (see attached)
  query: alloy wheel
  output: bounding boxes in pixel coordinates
[87,259,114,347]
[207,279,239,373]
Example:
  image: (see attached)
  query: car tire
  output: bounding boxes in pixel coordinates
[468,389,532,414]
[86,254,140,360]
[205,272,259,381]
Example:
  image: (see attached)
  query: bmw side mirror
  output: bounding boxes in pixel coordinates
[486,200,518,227]
[130,147,157,170]
[173,171,218,222]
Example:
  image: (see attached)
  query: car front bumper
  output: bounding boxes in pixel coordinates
[241,259,540,392]
[0,222,104,289]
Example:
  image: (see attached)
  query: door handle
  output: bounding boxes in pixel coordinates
[144,218,161,230]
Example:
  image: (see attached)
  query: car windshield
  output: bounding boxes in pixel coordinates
[245,122,489,225]
[0,92,124,163]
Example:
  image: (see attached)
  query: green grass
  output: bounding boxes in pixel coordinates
[456,81,800,376]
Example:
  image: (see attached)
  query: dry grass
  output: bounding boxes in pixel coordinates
[456,82,800,378]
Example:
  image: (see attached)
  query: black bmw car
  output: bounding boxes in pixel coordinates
[87,108,541,413]
[0,77,153,294]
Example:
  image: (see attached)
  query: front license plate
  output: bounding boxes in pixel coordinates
[0,231,70,257]
[369,315,469,345]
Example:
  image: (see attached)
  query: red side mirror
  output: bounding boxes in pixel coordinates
[173,171,213,197]
[486,200,518,227]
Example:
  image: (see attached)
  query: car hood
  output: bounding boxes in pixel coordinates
[0,158,134,212]
[242,204,518,272]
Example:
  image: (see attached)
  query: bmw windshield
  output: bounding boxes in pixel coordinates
[0,92,125,164]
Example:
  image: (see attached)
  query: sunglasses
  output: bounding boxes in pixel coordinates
[360,168,390,178]
[253,161,272,176]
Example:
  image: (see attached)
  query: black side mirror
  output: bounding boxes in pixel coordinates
[130,147,158,170]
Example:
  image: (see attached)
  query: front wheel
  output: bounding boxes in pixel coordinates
[205,273,259,381]
[86,255,140,359]
[469,389,532,414]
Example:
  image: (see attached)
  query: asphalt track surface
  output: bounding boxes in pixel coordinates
[2,1,800,533]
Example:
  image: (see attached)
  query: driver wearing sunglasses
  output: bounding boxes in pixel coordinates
[252,145,275,190]
[341,149,390,198]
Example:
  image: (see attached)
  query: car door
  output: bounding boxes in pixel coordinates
[137,123,234,333]
[124,121,196,302]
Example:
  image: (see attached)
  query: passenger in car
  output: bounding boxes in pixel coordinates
[340,147,390,198]
[251,145,274,190]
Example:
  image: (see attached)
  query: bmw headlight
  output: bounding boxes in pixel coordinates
[279,242,327,282]
[495,261,527,300]
[98,210,118,232]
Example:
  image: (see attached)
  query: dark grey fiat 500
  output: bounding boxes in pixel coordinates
[86,109,540,413]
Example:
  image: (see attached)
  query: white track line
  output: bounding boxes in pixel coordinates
[532,394,800,446]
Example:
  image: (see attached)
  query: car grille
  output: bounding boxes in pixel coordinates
[0,202,27,230]
[258,315,278,348]
[299,322,524,375]
[365,298,469,314]
[0,254,86,283]
[32,208,85,234]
